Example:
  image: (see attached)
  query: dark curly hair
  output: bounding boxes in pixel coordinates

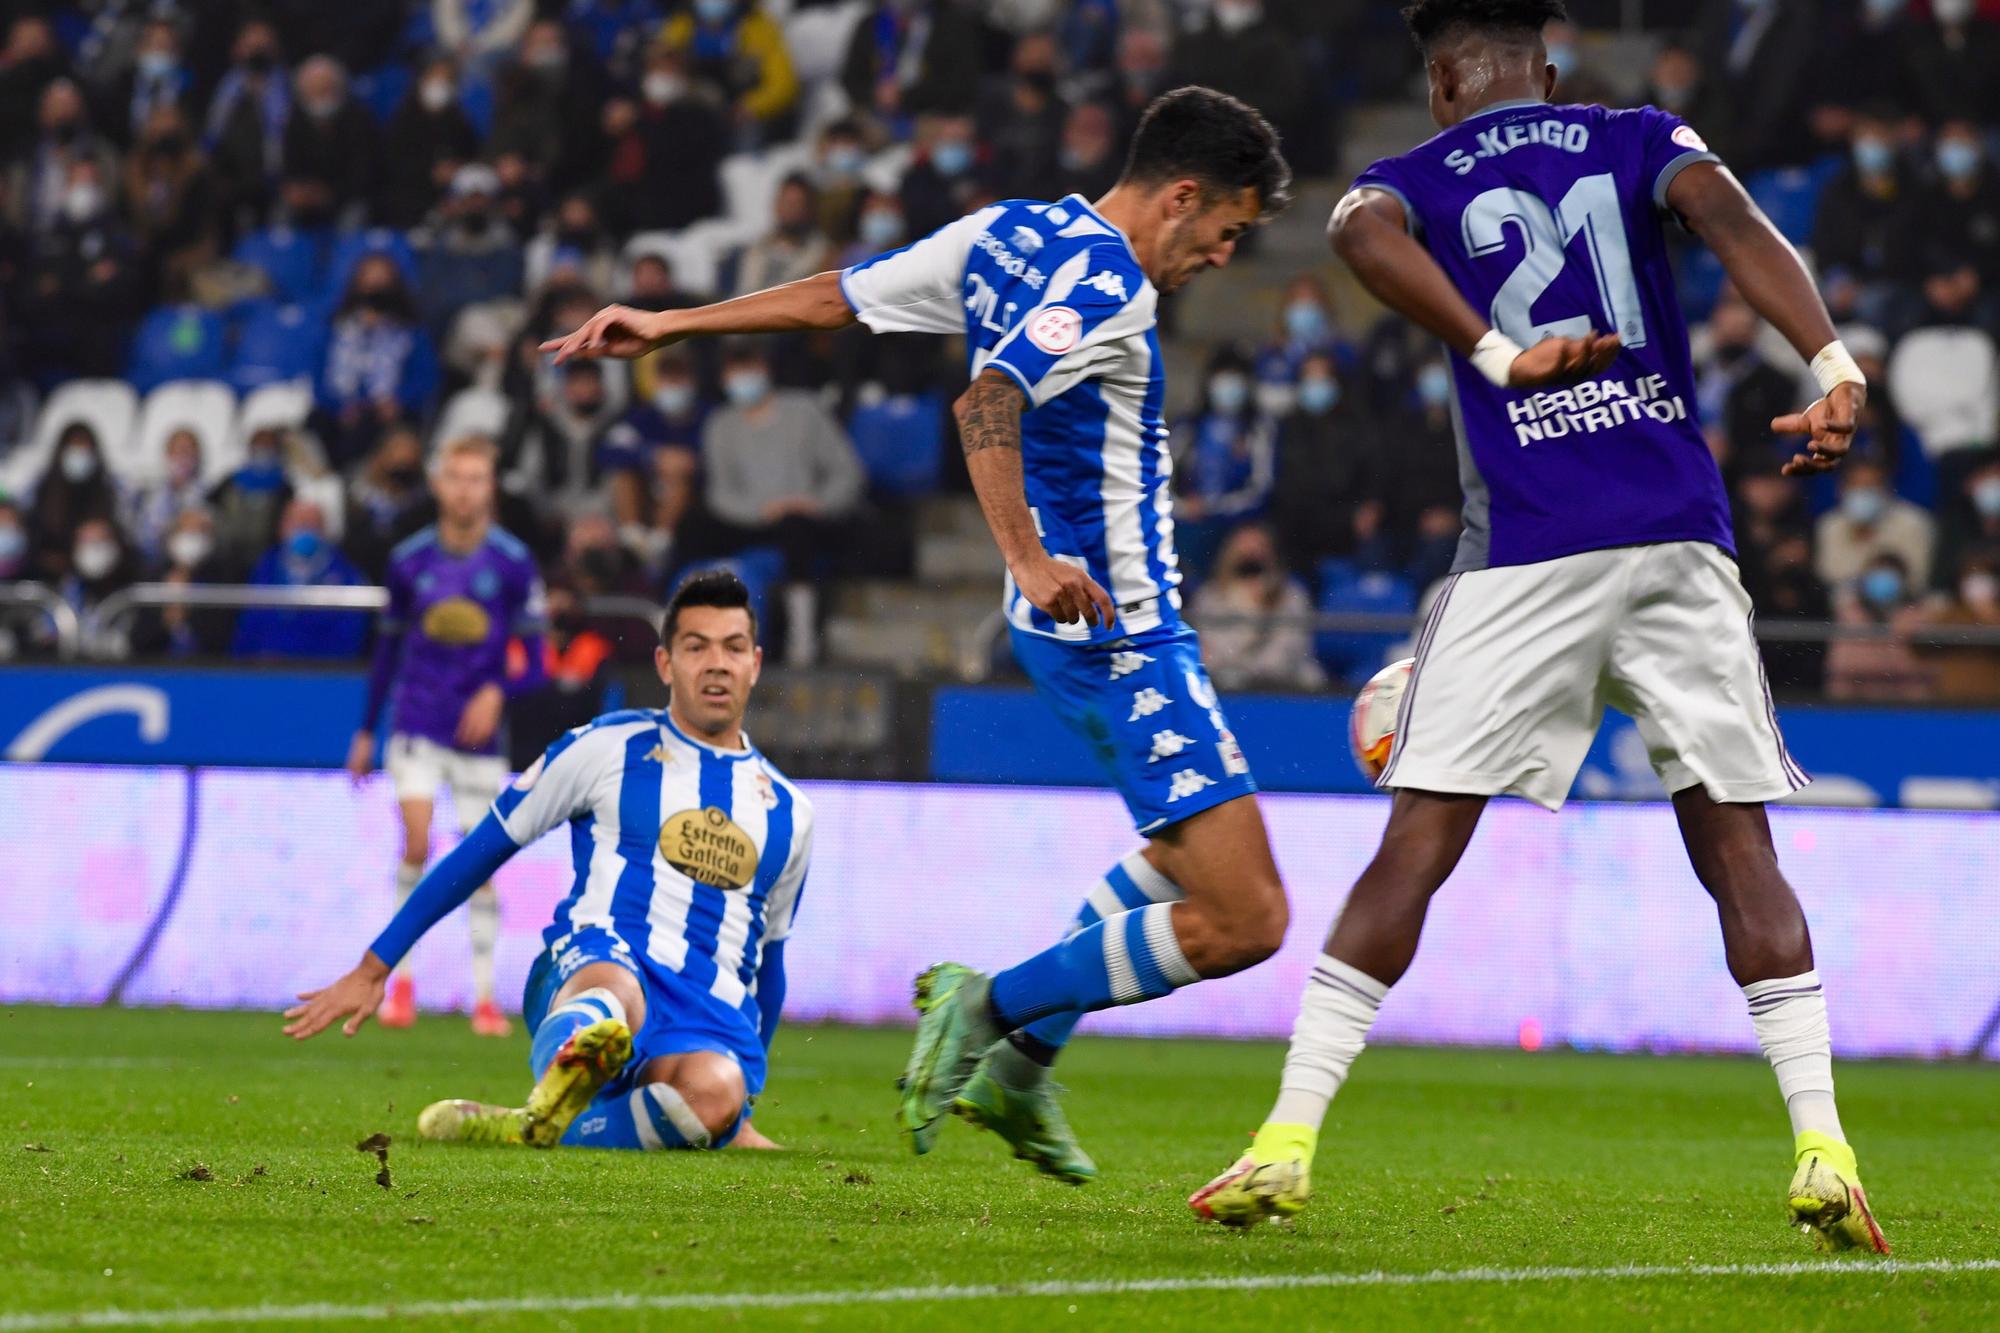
[1401,0,1568,52]
[1121,85,1293,219]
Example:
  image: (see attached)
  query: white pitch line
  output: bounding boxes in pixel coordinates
[5,1258,1997,1330]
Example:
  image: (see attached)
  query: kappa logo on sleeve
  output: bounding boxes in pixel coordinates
[1027,305,1082,354]
[1081,270,1128,302]
[1671,124,1708,152]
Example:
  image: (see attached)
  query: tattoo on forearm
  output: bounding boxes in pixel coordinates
[957,376,1025,456]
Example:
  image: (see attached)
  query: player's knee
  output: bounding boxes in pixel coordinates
[666,1055,747,1139]
[1185,877,1287,974]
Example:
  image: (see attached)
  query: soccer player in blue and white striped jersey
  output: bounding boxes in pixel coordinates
[286,571,810,1153]
[542,88,1295,1181]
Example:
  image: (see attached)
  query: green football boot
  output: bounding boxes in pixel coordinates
[898,963,1000,1153]
[953,1063,1097,1185]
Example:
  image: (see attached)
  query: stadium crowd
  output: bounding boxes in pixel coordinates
[0,0,1994,701]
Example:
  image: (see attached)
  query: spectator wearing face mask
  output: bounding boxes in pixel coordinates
[841,0,985,129]
[1739,514,1830,696]
[414,164,524,335]
[601,47,727,234]
[208,425,295,572]
[599,347,705,540]
[1046,101,1122,204]
[977,31,1067,198]
[1543,19,1617,108]
[278,56,377,228]
[810,118,871,245]
[1190,522,1325,692]
[1908,548,2000,701]
[736,173,830,297]
[839,189,907,268]
[502,358,625,509]
[1918,120,2000,292]
[1173,346,1275,582]
[61,516,139,640]
[1814,455,1935,590]
[203,21,290,227]
[9,78,118,233]
[121,428,209,564]
[1898,0,2000,126]
[491,20,610,196]
[127,505,235,658]
[1255,273,1353,389]
[1644,44,1705,121]
[1828,551,1933,701]
[19,157,142,381]
[316,255,440,464]
[1934,455,2000,595]
[232,497,369,660]
[28,422,118,582]
[660,0,798,148]
[1887,257,1999,492]
[1380,357,1471,574]
[375,56,480,229]
[1813,105,1923,330]
[525,190,617,297]
[344,423,428,580]
[109,18,196,150]
[1268,352,1381,580]
[1696,286,1805,479]
[899,112,983,242]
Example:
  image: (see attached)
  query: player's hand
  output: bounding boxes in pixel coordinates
[1507,332,1622,388]
[283,955,390,1040]
[345,731,375,786]
[539,304,674,363]
[455,682,505,749]
[1772,380,1864,476]
[1013,553,1115,629]
[731,1121,783,1150]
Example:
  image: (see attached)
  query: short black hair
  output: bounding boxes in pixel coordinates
[661,568,757,646]
[1120,86,1292,219]
[1401,0,1567,53]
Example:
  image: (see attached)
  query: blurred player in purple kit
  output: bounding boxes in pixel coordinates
[347,436,547,1036]
[1192,0,1889,1255]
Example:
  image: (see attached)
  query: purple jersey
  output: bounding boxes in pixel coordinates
[363,524,547,753]
[1354,100,1733,570]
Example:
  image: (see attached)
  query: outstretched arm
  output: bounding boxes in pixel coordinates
[1327,187,1621,390]
[281,814,522,1039]
[1667,160,1863,476]
[540,270,856,363]
[955,369,1114,629]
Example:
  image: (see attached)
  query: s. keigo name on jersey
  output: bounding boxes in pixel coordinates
[1354,100,1730,570]
[842,194,1176,642]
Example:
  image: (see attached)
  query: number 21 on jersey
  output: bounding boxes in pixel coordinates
[1460,172,1648,350]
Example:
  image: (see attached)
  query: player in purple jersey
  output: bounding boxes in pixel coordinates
[1193,2,1888,1255]
[346,436,548,1037]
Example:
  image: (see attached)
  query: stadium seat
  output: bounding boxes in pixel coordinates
[127,305,231,394]
[128,380,238,488]
[719,142,816,241]
[1313,559,1416,685]
[680,547,784,629]
[430,386,511,451]
[782,1,867,87]
[229,300,329,394]
[324,228,421,304]
[231,226,333,305]
[1744,158,1842,247]
[848,391,946,496]
[2,380,136,500]
[623,227,730,300]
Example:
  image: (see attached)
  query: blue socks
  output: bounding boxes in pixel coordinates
[529,987,625,1081]
[563,1083,714,1151]
[1018,853,1187,1055]
[988,895,1199,1032]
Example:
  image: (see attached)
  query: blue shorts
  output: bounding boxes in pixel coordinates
[523,926,761,1144]
[1011,623,1258,834]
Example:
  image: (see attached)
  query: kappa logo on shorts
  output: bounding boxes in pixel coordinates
[1147,730,1195,762]
[1166,769,1217,803]
[1027,305,1081,354]
[1108,650,1155,680]
[1128,687,1172,721]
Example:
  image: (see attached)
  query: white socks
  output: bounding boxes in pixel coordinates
[1267,955,1388,1131]
[468,883,500,1003]
[392,862,423,977]
[1744,970,1844,1140]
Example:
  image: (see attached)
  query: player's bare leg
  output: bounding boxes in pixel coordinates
[904,796,1287,1152]
[1193,790,1484,1224]
[1673,789,1888,1253]
[381,797,434,1028]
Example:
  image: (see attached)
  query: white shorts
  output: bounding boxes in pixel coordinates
[386,733,509,831]
[1382,541,1808,812]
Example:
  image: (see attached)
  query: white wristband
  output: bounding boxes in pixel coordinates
[1469,329,1525,388]
[1809,340,1866,397]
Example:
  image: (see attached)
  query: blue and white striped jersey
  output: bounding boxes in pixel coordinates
[841,195,1178,644]
[491,708,812,1020]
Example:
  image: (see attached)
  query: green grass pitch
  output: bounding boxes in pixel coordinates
[4,1005,1997,1330]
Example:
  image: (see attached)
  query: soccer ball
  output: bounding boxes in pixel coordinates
[1348,657,1415,781]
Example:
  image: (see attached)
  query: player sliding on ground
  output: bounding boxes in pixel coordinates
[543,87,1295,1183]
[287,571,808,1153]
[1191,0,1888,1255]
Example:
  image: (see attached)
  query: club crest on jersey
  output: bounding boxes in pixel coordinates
[1027,305,1081,353]
[659,806,759,890]
[421,596,492,644]
[1671,124,1707,152]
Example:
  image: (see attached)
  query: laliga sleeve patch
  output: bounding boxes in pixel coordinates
[1027,305,1082,354]
[512,752,546,791]
[1670,124,1708,152]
